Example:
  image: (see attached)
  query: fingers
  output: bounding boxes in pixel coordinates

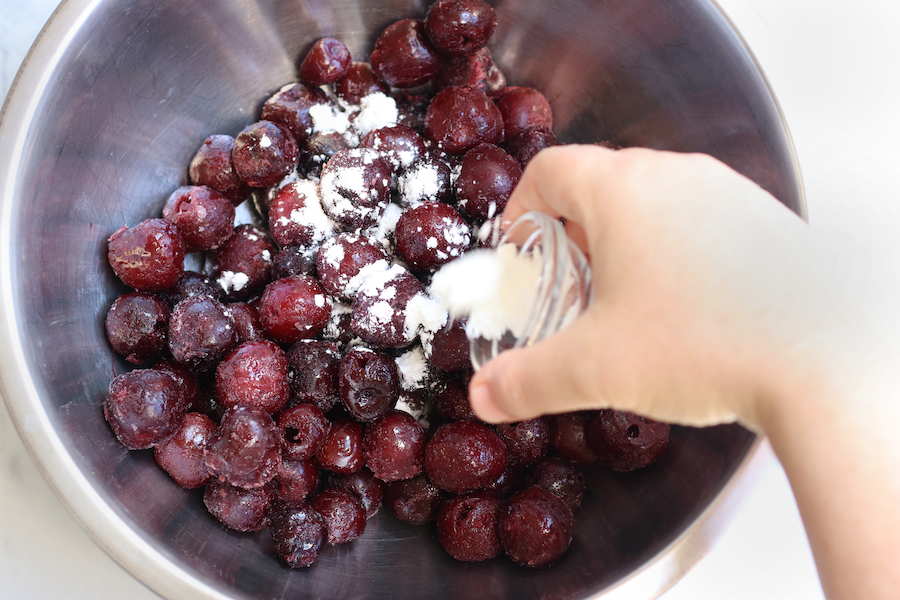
[468,308,615,423]
[502,144,618,229]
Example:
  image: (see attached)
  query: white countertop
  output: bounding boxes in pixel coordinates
[5,0,899,598]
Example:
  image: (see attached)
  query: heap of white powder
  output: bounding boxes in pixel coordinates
[429,243,543,342]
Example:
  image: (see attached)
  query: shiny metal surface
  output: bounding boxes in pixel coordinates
[0,0,802,599]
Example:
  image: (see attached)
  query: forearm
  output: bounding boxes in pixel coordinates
[759,335,900,600]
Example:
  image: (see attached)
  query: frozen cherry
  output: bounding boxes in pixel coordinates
[167,295,236,371]
[104,369,186,450]
[268,179,335,247]
[384,474,443,524]
[504,125,560,169]
[437,492,502,562]
[269,502,326,567]
[299,37,352,86]
[526,456,585,509]
[328,467,384,519]
[226,301,268,344]
[587,410,670,472]
[394,202,471,271]
[232,120,299,188]
[276,458,320,505]
[161,271,223,307]
[432,375,477,422]
[339,347,400,422]
[455,143,522,220]
[551,412,598,466]
[278,403,330,460]
[204,479,274,532]
[204,405,281,489]
[298,131,350,178]
[316,418,364,474]
[499,486,574,567]
[334,62,390,105]
[310,487,366,544]
[316,232,390,300]
[319,148,393,230]
[363,410,426,481]
[495,418,551,467]
[272,245,317,280]
[258,275,331,344]
[427,318,470,372]
[261,82,331,144]
[360,124,425,170]
[105,292,169,364]
[434,47,506,97]
[425,0,497,56]
[425,421,507,493]
[483,463,525,498]
[424,86,504,155]
[286,340,340,412]
[151,359,200,411]
[370,19,442,88]
[394,91,430,132]
[189,134,252,206]
[154,412,215,489]
[215,340,290,414]
[351,266,434,349]
[397,156,453,207]
[161,185,235,252]
[494,86,554,140]
[208,223,275,301]
[107,218,185,291]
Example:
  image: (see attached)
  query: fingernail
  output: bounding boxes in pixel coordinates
[469,382,515,423]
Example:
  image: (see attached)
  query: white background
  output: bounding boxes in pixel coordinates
[4,0,899,598]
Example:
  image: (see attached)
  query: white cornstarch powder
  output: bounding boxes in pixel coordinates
[395,345,429,391]
[398,161,442,206]
[430,244,543,341]
[353,92,399,137]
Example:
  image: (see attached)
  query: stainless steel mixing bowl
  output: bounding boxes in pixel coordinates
[0,0,803,598]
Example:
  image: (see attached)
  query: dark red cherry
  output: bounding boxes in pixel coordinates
[424,86,504,155]
[203,479,274,532]
[189,134,252,206]
[258,275,331,344]
[261,83,332,144]
[425,421,507,493]
[204,405,281,489]
[499,486,574,567]
[526,456,586,509]
[370,19,443,88]
[161,185,235,252]
[316,232,390,301]
[334,62,390,105]
[394,202,471,271]
[107,219,185,291]
[455,143,522,220]
[154,412,215,489]
[319,148,393,230]
[495,418,551,467]
[276,458,320,505]
[339,347,400,423]
[434,47,506,97]
[232,120,299,188]
[277,404,330,461]
[363,410,426,481]
[494,86,554,140]
[269,502,326,567]
[104,369,186,450]
[427,318,470,372]
[328,467,384,519]
[268,179,335,248]
[437,492,502,562]
[215,340,290,414]
[587,409,670,472]
[286,340,341,412]
[207,223,275,301]
[167,295,236,372]
[425,0,497,56]
[551,412,598,466]
[316,418,364,474]
[105,292,169,364]
[384,474,443,524]
[504,125,560,169]
[299,38,352,86]
[310,487,366,544]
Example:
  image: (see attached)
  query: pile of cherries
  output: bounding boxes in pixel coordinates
[102,0,670,570]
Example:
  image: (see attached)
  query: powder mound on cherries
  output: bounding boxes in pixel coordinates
[99,0,669,571]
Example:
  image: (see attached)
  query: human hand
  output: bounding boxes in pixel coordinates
[468,144,827,431]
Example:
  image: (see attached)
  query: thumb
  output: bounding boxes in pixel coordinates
[468,309,615,423]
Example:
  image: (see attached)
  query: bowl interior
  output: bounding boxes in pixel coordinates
[2,0,800,598]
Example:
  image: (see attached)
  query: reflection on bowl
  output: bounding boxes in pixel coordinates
[0,0,802,599]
